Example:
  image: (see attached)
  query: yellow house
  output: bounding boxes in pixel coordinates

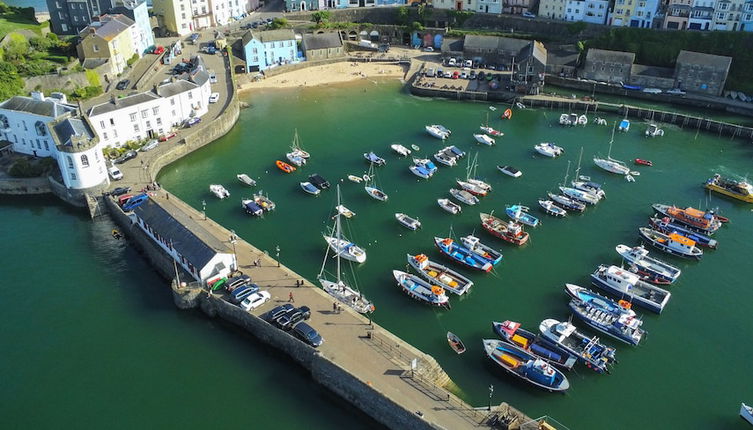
[77,14,138,78]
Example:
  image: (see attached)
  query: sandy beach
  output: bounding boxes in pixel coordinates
[237,61,408,91]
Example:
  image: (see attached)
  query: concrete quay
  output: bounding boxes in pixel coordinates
[105,190,531,430]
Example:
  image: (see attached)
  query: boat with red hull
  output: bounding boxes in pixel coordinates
[479,212,529,246]
[634,159,653,166]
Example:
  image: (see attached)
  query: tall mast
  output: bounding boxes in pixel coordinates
[574,147,584,180]
[336,185,341,284]
[608,122,616,160]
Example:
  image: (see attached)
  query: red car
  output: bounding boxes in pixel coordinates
[452,71,460,79]
[152,45,165,55]
[159,132,177,142]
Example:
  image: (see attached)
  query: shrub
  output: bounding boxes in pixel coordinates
[126,53,139,67]
[9,159,44,178]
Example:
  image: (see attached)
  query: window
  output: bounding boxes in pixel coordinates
[141,109,148,119]
[44,141,49,151]
[188,91,193,99]
[70,173,76,180]
[134,124,140,132]
[0,114,7,129]
[61,23,68,32]
[252,48,258,54]
[171,98,176,105]
[113,130,117,137]
[67,156,74,169]
[181,12,186,19]
[130,112,137,122]
[100,120,105,128]
[103,132,108,139]
[146,120,152,130]
[156,118,162,126]
[73,15,78,22]
[110,118,114,125]
[93,44,98,52]
[171,110,176,116]
[81,154,89,167]
[152,106,159,115]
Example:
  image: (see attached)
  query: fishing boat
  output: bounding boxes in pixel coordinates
[456,180,487,197]
[275,160,296,174]
[615,244,682,284]
[395,213,421,230]
[308,174,330,189]
[534,142,564,158]
[498,165,522,178]
[409,163,432,179]
[648,216,717,248]
[565,284,646,346]
[438,198,462,215]
[741,403,753,425]
[474,133,495,146]
[364,151,386,166]
[460,235,503,265]
[578,114,588,126]
[449,188,479,205]
[538,319,617,374]
[433,151,457,167]
[289,129,311,159]
[590,264,672,314]
[286,152,306,167]
[571,150,605,200]
[505,205,539,227]
[492,321,577,370]
[300,181,320,196]
[705,174,753,203]
[638,227,703,260]
[634,158,653,167]
[241,198,263,216]
[253,191,276,212]
[347,175,363,183]
[236,173,256,187]
[538,200,567,217]
[209,184,230,199]
[425,124,450,140]
[365,186,388,201]
[392,270,450,308]
[548,193,586,213]
[618,119,630,132]
[318,186,374,314]
[594,124,631,175]
[434,237,493,272]
[335,204,355,218]
[482,339,570,392]
[407,254,473,295]
[390,143,411,157]
[479,212,529,246]
[651,204,722,234]
[413,158,438,175]
[645,123,664,137]
[447,332,466,354]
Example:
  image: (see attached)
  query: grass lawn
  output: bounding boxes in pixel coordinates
[0,11,42,39]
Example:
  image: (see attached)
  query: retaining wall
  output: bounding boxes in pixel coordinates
[0,177,51,195]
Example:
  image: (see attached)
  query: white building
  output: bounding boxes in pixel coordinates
[0,92,109,190]
[88,58,211,148]
[154,0,253,35]
[477,0,503,14]
[565,0,609,24]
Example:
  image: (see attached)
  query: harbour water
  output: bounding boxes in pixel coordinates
[3,80,752,428]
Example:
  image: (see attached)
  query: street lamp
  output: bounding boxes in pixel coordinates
[202,200,206,220]
[275,245,280,267]
[488,384,494,411]
[229,230,238,272]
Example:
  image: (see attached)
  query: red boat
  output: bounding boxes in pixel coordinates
[275,160,296,173]
[634,158,653,166]
[501,108,513,120]
[479,212,529,246]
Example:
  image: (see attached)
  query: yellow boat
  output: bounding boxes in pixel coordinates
[704,174,753,203]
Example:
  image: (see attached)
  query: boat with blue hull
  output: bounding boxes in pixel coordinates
[615,244,682,284]
[492,321,577,371]
[565,284,646,346]
[505,205,540,227]
[591,264,671,314]
[434,237,493,272]
[482,339,570,392]
[460,235,503,266]
[409,164,432,179]
[413,158,438,175]
[242,199,263,217]
[407,254,473,296]
[539,319,617,374]
[364,151,386,166]
[392,270,450,308]
[648,216,717,249]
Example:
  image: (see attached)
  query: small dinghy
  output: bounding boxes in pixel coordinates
[335,204,355,218]
[497,165,522,178]
[447,332,466,354]
[539,199,567,217]
[210,184,230,199]
[365,186,388,201]
[347,175,363,183]
[438,198,461,214]
[618,119,630,132]
[300,181,320,196]
[364,151,386,166]
[634,158,653,167]
[474,133,496,146]
[275,160,296,173]
[645,123,664,137]
[395,213,421,230]
[237,173,256,187]
[390,143,411,157]
[411,144,420,151]
[449,188,479,205]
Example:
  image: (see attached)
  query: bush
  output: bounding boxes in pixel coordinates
[311,11,332,25]
[268,18,288,29]
[0,62,24,100]
[126,53,139,67]
[9,159,45,178]
[85,69,100,87]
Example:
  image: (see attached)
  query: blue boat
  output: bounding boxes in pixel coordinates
[505,205,540,227]
[242,199,263,216]
[447,145,465,158]
[434,237,492,272]
[409,164,432,179]
[649,216,717,249]
[460,235,503,265]
[482,339,570,392]
[565,284,646,346]
[539,318,617,374]
[300,181,321,196]
[364,151,386,166]
[618,119,630,132]
[492,321,577,371]
[122,193,148,212]
[413,158,437,174]
[392,270,450,308]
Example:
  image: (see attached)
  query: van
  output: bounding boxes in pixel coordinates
[358,39,376,49]
[108,166,123,180]
[448,57,457,67]
[425,68,436,77]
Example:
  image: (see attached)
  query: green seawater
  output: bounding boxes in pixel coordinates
[3,80,751,429]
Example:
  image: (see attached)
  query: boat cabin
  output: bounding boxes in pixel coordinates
[667,233,696,251]
[600,266,639,288]
[667,206,715,229]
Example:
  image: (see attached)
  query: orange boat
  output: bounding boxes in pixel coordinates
[501,108,513,120]
[276,160,296,173]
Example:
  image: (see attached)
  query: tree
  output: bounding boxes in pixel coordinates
[311,11,332,25]
[0,62,24,100]
[3,34,29,62]
[268,17,289,29]
[396,6,409,26]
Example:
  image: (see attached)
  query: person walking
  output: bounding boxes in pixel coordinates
[288,292,294,303]
[333,302,337,313]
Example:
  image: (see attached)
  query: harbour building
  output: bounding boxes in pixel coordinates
[242,29,298,73]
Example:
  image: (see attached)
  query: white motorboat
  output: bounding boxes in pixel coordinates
[559,186,599,205]
[209,184,230,199]
[433,124,451,135]
[395,213,421,230]
[409,164,432,179]
[538,199,567,217]
[577,114,588,126]
[741,403,753,425]
[594,123,631,175]
[286,152,306,167]
[449,188,479,205]
[437,198,461,214]
[347,175,363,183]
[433,151,457,167]
[365,186,388,201]
[390,143,411,156]
[300,181,320,196]
[480,126,503,136]
[645,123,664,137]
[559,113,571,125]
[335,204,355,218]
[473,133,495,146]
[618,119,630,132]
[237,173,256,187]
[425,125,449,140]
[535,142,564,158]
[497,165,522,178]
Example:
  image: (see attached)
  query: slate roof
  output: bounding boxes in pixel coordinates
[88,92,160,116]
[631,64,674,78]
[585,48,635,65]
[302,33,342,51]
[52,117,95,146]
[676,50,732,69]
[156,80,198,98]
[441,38,464,53]
[80,14,134,41]
[546,45,580,67]
[133,199,229,270]
[0,96,77,118]
[242,29,296,46]
[464,35,501,51]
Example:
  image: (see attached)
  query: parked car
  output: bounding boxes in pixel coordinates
[522,11,536,18]
[116,80,130,90]
[200,46,216,55]
[436,69,444,78]
[108,165,123,180]
[666,88,686,95]
[274,306,311,330]
[114,150,137,164]
[109,186,132,197]
[264,304,295,322]
[478,71,486,81]
[469,70,477,80]
[225,274,252,292]
[460,71,468,79]
[152,45,165,55]
[452,71,460,79]
[425,68,435,77]
[291,322,324,347]
[642,88,663,94]
[447,57,457,67]
[186,117,201,127]
[444,70,453,78]
[209,92,220,103]
[231,284,260,304]
[140,139,158,152]
[464,59,473,68]
[422,46,434,52]
[209,72,218,84]
[159,132,177,142]
[117,194,134,206]
[241,291,271,311]
[189,33,200,44]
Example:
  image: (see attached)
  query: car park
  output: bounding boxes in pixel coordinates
[264,304,295,322]
[109,186,132,197]
[274,306,311,330]
[225,274,252,292]
[209,72,218,84]
[209,92,220,103]
[240,291,271,311]
[114,150,137,164]
[159,132,177,142]
[140,139,158,152]
[291,322,323,347]
[108,165,123,180]
[116,80,130,90]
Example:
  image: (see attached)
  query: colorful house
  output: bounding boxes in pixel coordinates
[76,14,139,77]
[242,29,298,73]
[109,0,154,54]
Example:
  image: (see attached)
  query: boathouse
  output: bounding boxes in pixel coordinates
[582,48,635,84]
[131,198,234,283]
[302,32,344,61]
[674,50,732,96]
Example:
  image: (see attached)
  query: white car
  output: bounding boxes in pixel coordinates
[209,72,217,84]
[666,88,686,95]
[241,290,271,311]
[209,92,220,103]
[140,139,158,152]
[642,88,663,94]
[108,165,123,180]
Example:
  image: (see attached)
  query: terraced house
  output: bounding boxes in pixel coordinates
[76,14,139,77]
[242,29,298,73]
[608,0,659,27]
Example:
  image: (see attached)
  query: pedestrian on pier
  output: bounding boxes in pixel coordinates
[298,279,303,287]
[288,292,294,303]
[333,302,337,313]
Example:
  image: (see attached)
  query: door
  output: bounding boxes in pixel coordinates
[456,1,462,10]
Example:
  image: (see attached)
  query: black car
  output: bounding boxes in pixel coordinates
[264,304,295,322]
[108,186,132,197]
[274,305,311,330]
[478,71,486,81]
[291,322,323,347]
[116,80,130,90]
[114,150,137,164]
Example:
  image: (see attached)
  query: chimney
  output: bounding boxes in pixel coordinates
[30,91,45,101]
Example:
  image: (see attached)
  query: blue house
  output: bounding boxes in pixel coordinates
[242,29,298,73]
